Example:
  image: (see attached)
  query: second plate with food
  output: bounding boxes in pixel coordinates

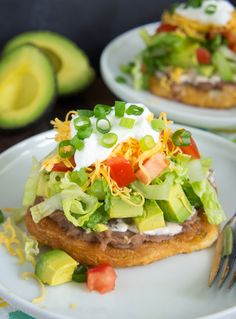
[100,22,236,130]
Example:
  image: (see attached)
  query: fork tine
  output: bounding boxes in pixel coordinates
[227,221,236,289]
[208,212,236,288]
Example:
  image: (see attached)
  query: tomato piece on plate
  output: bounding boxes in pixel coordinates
[52,157,75,172]
[222,31,236,47]
[87,264,117,294]
[156,23,177,33]
[106,156,136,187]
[196,48,211,64]
[135,152,169,185]
[179,137,200,159]
[230,43,236,53]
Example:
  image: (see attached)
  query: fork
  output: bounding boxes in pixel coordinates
[208,212,236,289]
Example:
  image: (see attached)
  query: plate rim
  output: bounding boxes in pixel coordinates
[0,129,236,319]
[100,21,236,130]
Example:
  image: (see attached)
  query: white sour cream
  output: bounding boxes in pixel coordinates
[109,219,183,237]
[176,0,234,26]
[71,103,159,170]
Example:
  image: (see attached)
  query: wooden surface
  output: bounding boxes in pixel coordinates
[0,78,116,153]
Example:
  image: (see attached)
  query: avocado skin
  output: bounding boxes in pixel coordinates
[35,249,78,286]
[157,184,192,223]
[3,31,95,95]
[0,43,57,129]
[109,196,143,218]
[135,200,165,232]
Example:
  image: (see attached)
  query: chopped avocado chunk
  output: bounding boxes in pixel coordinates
[3,31,94,95]
[198,65,215,77]
[134,200,165,232]
[157,184,192,223]
[109,196,143,218]
[35,249,77,286]
[0,44,56,129]
[212,51,234,81]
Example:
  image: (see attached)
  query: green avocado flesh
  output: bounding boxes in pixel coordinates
[157,184,192,223]
[3,31,95,95]
[109,196,143,218]
[134,200,165,232]
[35,249,77,286]
[0,44,56,129]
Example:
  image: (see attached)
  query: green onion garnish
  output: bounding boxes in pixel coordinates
[77,126,93,140]
[69,168,88,187]
[0,210,4,224]
[115,75,127,83]
[172,129,191,147]
[100,132,118,148]
[140,135,155,151]
[71,135,84,150]
[94,104,112,118]
[74,116,91,130]
[119,117,135,129]
[96,117,111,134]
[72,265,88,283]
[185,0,203,8]
[58,140,75,158]
[205,4,217,14]
[77,109,94,117]
[115,101,126,118]
[151,118,165,131]
[126,104,144,116]
[120,63,134,74]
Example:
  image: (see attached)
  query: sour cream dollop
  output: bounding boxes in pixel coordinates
[71,103,159,170]
[175,0,234,26]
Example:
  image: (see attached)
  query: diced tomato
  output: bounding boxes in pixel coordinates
[135,152,169,185]
[196,48,211,64]
[52,157,75,172]
[106,156,136,187]
[179,137,200,159]
[156,23,177,33]
[87,264,117,294]
[230,43,236,53]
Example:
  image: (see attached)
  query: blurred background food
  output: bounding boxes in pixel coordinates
[0,0,178,150]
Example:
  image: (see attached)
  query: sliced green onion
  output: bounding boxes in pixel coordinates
[94,104,112,118]
[120,62,134,74]
[151,118,165,131]
[74,116,91,130]
[172,129,191,147]
[119,117,135,129]
[96,117,111,134]
[72,265,88,283]
[77,126,93,140]
[205,4,217,14]
[140,135,155,151]
[77,109,94,117]
[126,104,144,116]
[58,140,75,158]
[69,168,88,187]
[115,101,126,118]
[71,135,84,150]
[0,210,4,224]
[186,0,202,8]
[115,75,127,83]
[100,132,118,148]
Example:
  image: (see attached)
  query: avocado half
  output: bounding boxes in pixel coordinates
[3,31,95,95]
[0,44,56,129]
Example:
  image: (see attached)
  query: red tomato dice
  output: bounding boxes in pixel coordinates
[52,157,75,172]
[179,137,200,159]
[156,23,177,33]
[87,264,117,294]
[106,156,136,187]
[196,48,211,64]
[222,31,236,47]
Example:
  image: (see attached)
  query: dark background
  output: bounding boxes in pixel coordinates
[1,0,236,152]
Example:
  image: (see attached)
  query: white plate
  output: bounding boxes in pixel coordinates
[100,22,236,130]
[0,129,236,319]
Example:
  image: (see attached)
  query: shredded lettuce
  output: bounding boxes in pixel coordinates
[131,179,173,200]
[30,194,62,223]
[191,179,226,224]
[22,157,41,207]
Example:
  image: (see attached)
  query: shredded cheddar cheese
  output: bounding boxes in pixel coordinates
[0,298,8,308]
[21,272,46,304]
